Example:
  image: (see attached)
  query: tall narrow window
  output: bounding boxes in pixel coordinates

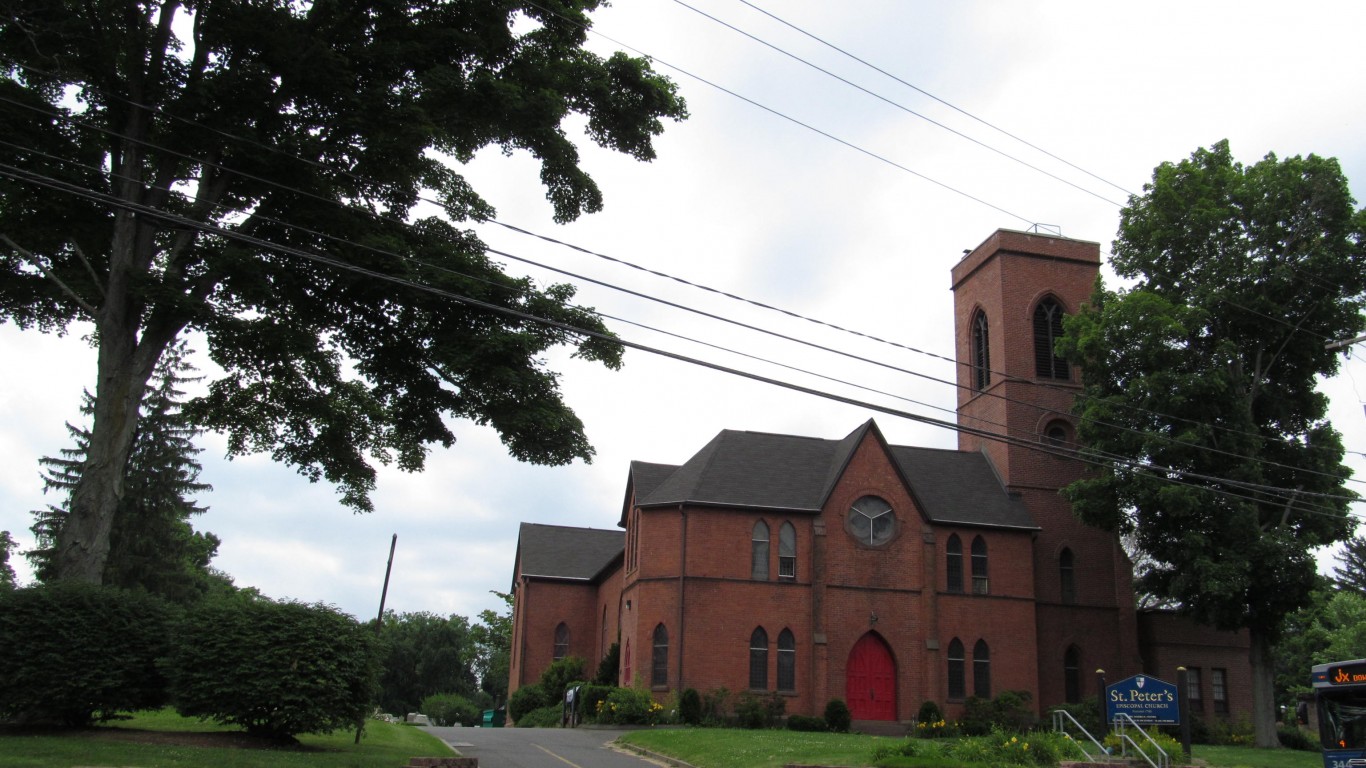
[947,639,965,700]
[1212,668,1229,714]
[973,640,991,699]
[749,627,769,690]
[601,606,608,658]
[752,521,770,581]
[652,624,669,687]
[1033,297,1070,380]
[946,534,963,593]
[777,629,796,691]
[624,640,632,686]
[554,622,569,660]
[971,310,991,391]
[779,522,796,580]
[1060,547,1076,604]
[1187,667,1203,711]
[971,536,989,595]
[1064,645,1081,704]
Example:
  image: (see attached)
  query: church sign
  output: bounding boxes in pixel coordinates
[1105,674,1179,725]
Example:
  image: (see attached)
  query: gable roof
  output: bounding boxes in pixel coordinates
[632,419,1036,530]
[514,522,624,583]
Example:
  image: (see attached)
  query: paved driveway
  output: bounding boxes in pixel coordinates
[424,725,669,768]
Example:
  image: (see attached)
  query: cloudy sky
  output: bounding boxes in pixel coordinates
[3,1,1365,624]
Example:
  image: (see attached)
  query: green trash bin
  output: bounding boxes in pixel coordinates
[481,708,505,728]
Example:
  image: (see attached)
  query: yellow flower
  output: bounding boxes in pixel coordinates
[1011,736,1018,743]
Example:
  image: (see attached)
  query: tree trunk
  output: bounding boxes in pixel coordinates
[52,319,156,582]
[1249,627,1280,749]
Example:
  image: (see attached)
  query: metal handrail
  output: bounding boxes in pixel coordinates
[1050,708,1109,762]
[1112,713,1170,768]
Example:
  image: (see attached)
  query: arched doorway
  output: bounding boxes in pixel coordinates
[846,632,896,721]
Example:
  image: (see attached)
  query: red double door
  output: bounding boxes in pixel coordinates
[846,633,896,721]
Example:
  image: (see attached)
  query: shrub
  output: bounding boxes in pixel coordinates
[703,687,732,725]
[917,699,944,725]
[961,691,1036,735]
[824,698,851,733]
[537,657,586,701]
[421,692,480,726]
[679,687,703,725]
[1205,714,1254,745]
[1050,696,1105,738]
[597,686,664,725]
[594,643,619,685]
[576,684,613,723]
[787,714,827,731]
[1279,724,1319,751]
[508,685,550,723]
[1105,729,1183,764]
[0,583,176,726]
[736,691,785,729]
[514,704,562,728]
[169,597,379,739]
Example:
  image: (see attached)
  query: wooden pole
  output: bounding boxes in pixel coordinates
[355,534,398,745]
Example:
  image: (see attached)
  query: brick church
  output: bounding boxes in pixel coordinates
[508,229,1253,725]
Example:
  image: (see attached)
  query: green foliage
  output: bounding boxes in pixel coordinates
[419,692,481,727]
[577,684,614,723]
[917,699,944,725]
[679,687,703,725]
[787,714,828,732]
[1278,724,1319,751]
[703,687,734,725]
[1335,536,1366,594]
[0,0,687,583]
[874,729,1084,767]
[377,611,477,716]
[596,687,665,725]
[169,597,380,738]
[960,691,1037,736]
[1050,696,1105,739]
[28,344,227,603]
[471,591,513,703]
[736,691,785,729]
[537,656,587,701]
[0,530,15,590]
[824,698,852,733]
[513,704,564,728]
[1204,715,1256,746]
[595,642,621,685]
[508,685,551,723]
[1106,729,1184,763]
[0,582,175,725]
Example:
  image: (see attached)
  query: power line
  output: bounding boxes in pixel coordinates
[2,160,1358,520]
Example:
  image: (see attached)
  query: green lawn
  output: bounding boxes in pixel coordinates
[619,728,1327,768]
[0,710,453,768]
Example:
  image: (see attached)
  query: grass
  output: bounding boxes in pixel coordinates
[620,728,1327,768]
[0,709,453,768]
[621,728,894,768]
[1193,744,1322,768]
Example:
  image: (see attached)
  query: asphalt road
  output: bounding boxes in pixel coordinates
[425,725,669,768]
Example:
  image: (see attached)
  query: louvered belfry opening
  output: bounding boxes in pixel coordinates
[1032,298,1070,380]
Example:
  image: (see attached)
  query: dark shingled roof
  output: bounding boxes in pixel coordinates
[629,461,678,502]
[635,420,1036,530]
[515,522,623,582]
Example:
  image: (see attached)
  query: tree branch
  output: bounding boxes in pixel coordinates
[1,234,99,319]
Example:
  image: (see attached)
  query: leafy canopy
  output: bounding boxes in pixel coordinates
[1061,140,1365,634]
[0,0,685,580]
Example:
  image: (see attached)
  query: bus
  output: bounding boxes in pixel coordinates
[1313,660,1366,768]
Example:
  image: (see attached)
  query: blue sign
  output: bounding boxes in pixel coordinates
[1105,674,1179,725]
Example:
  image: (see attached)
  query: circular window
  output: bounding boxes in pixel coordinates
[847,496,895,546]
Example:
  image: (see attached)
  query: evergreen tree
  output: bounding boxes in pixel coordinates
[0,531,16,590]
[30,343,226,603]
[1335,535,1366,594]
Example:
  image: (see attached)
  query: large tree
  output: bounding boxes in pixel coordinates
[29,342,229,603]
[0,531,15,590]
[377,610,478,717]
[0,0,686,582]
[1060,140,1365,747]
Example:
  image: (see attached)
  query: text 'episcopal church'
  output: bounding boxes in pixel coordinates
[508,229,1253,726]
